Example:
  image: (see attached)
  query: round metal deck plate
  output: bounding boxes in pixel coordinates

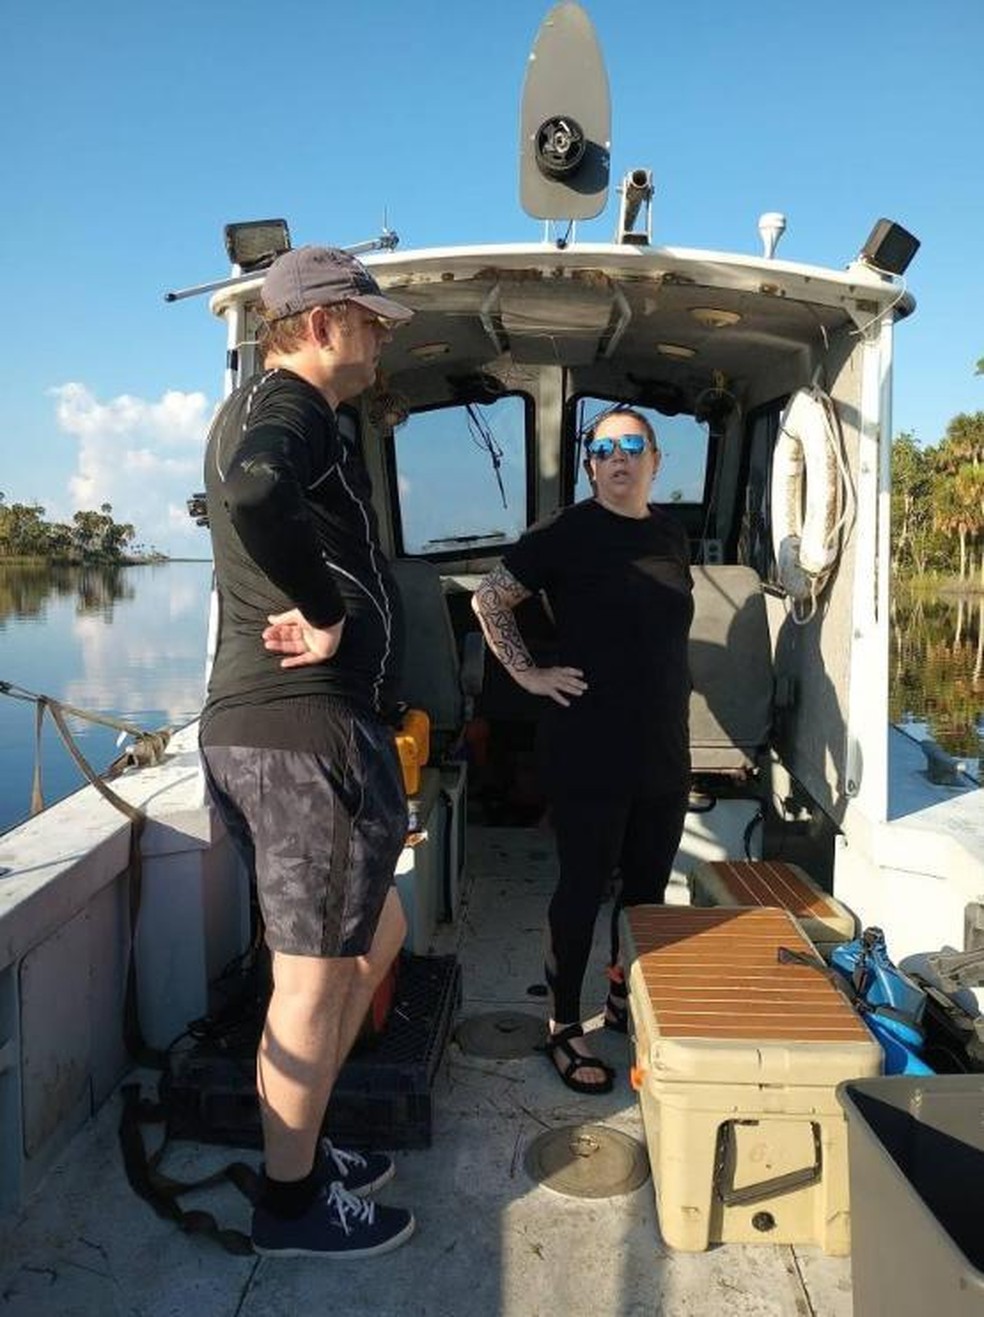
[524,1124,650,1199]
[455,1011,545,1059]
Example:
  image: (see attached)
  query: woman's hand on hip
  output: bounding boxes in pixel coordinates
[516,665,588,707]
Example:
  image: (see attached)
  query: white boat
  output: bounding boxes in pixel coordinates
[2,4,981,1312]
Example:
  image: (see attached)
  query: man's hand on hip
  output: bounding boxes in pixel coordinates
[262,610,345,668]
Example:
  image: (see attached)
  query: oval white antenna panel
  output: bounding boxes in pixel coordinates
[520,3,611,221]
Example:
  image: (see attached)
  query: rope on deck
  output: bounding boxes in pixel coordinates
[0,679,172,815]
[0,679,175,1063]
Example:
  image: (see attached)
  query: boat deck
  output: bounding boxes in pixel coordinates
[0,827,853,1317]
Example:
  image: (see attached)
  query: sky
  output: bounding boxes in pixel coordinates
[3,0,982,558]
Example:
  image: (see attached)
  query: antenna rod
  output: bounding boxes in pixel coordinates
[164,271,259,303]
[163,228,401,303]
[342,228,400,257]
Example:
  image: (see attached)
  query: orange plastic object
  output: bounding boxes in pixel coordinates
[402,708,430,766]
[395,708,430,795]
[395,736,420,795]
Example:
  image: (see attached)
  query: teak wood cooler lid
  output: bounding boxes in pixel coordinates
[689,859,858,945]
[622,906,882,1086]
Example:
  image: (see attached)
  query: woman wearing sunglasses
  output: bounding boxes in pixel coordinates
[471,408,693,1094]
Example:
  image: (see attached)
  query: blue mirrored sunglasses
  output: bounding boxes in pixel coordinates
[585,433,649,459]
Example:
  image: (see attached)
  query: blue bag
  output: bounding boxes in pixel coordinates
[830,927,932,1075]
[862,1012,934,1075]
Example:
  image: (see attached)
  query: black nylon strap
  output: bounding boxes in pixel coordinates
[119,1082,259,1256]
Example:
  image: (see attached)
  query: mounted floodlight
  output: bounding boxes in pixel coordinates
[223,219,291,272]
[858,218,920,276]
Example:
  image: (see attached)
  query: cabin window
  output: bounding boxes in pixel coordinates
[389,395,530,556]
[571,400,710,508]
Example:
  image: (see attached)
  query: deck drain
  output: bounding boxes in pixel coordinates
[524,1124,650,1199]
[455,1011,544,1058]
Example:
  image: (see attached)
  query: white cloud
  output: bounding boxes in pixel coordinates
[50,382,215,555]
[65,610,208,727]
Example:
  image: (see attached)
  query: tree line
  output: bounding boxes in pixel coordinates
[891,411,984,587]
[0,495,161,563]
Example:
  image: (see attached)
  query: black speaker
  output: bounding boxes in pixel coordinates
[859,219,920,276]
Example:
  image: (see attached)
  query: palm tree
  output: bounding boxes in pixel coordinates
[954,463,984,585]
[931,477,972,579]
[932,414,984,580]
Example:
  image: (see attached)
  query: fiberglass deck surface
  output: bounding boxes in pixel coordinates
[0,827,853,1317]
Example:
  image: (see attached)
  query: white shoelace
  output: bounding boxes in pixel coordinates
[324,1180,376,1234]
[322,1139,368,1178]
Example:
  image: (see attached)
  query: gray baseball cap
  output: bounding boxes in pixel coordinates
[260,245,414,322]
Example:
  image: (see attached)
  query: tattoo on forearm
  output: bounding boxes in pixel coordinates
[472,566,535,677]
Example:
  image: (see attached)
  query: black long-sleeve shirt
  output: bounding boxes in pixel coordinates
[200,368,403,746]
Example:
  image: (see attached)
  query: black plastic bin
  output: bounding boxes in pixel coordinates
[837,1075,984,1316]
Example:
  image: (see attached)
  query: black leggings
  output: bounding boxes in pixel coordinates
[545,789,689,1024]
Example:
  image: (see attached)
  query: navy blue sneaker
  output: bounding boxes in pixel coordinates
[260,1140,395,1198]
[252,1181,415,1259]
[320,1139,395,1196]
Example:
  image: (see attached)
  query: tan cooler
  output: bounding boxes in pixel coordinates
[621,905,881,1254]
[687,858,857,957]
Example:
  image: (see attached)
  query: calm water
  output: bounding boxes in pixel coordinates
[890,588,984,758]
[0,563,980,834]
[0,561,213,834]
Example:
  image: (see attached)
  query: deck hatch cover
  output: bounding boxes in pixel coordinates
[455,1011,545,1059]
[524,1123,650,1198]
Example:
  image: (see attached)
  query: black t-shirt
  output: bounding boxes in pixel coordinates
[502,498,694,793]
[200,368,403,747]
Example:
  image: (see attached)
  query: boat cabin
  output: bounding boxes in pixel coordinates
[209,219,912,919]
[1,9,982,1309]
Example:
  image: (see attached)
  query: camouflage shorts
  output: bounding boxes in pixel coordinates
[201,711,408,957]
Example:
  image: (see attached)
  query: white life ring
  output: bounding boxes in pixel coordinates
[770,387,842,604]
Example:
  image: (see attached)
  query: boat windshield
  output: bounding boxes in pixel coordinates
[389,393,530,556]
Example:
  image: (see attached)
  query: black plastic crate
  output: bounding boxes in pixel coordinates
[163,953,461,1151]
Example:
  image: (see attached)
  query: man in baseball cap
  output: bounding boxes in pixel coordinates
[200,248,416,1259]
[261,245,413,323]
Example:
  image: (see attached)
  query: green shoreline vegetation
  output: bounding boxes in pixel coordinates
[891,410,984,595]
[0,495,166,564]
[890,409,982,758]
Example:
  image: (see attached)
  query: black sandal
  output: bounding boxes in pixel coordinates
[603,968,628,1034]
[545,1024,615,1095]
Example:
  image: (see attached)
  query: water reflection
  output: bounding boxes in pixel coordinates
[0,561,135,621]
[0,561,135,624]
[891,588,983,757]
[0,561,212,833]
